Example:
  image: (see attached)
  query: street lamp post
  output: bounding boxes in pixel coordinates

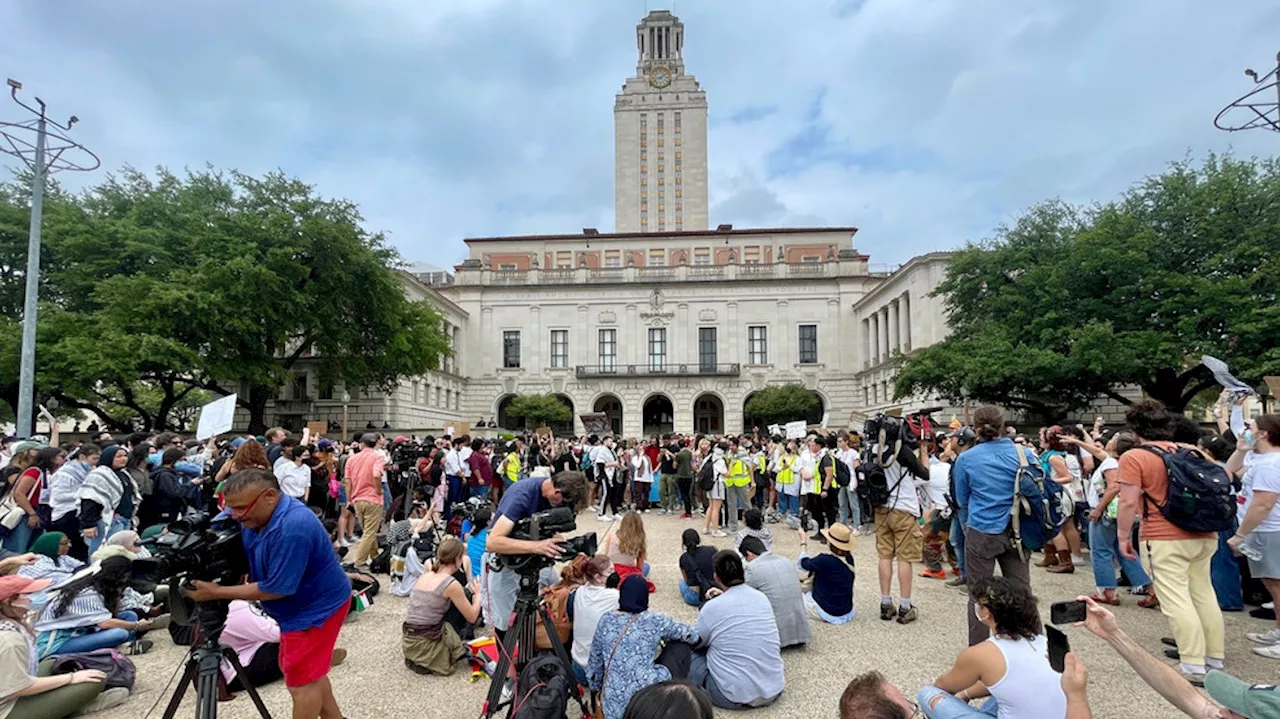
[1,79,99,437]
[341,390,351,441]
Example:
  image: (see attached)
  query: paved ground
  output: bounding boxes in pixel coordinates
[101,512,1278,719]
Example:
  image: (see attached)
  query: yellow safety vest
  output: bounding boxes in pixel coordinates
[505,452,520,483]
[776,455,796,485]
[810,452,826,494]
[726,458,751,488]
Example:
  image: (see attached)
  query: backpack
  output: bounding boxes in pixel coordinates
[534,582,576,650]
[368,539,393,574]
[49,649,136,691]
[825,453,852,488]
[1138,445,1236,533]
[510,653,571,719]
[1010,444,1067,558]
[863,436,904,507]
[697,455,715,492]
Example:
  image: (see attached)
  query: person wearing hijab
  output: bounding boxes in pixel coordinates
[587,575,698,719]
[76,446,141,556]
[17,532,85,610]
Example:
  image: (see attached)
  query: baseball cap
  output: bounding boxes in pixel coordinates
[230,438,248,450]
[0,575,52,602]
[1206,671,1280,719]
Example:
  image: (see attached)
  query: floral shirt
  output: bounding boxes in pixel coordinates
[587,611,697,719]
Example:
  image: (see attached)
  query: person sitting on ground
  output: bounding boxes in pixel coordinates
[1074,593,1272,719]
[691,550,785,710]
[33,556,155,659]
[220,599,348,694]
[603,512,652,588]
[402,538,481,676]
[622,680,714,719]
[18,533,84,598]
[677,529,716,607]
[587,575,698,719]
[797,523,857,624]
[839,671,922,719]
[0,574,129,718]
[733,508,773,555]
[918,576,1067,718]
[741,536,811,649]
[566,555,619,685]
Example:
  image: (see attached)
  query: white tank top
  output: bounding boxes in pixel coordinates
[985,635,1067,719]
[570,585,619,668]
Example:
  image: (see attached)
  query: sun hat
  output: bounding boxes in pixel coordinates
[821,523,856,552]
[1205,671,1280,718]
[10,439,45,455]
[0,575,52,602]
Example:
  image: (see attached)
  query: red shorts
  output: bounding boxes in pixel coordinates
[279,603,349,688]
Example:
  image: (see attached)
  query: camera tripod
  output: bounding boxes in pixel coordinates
[162,600,272,719]
[481,569,589,719]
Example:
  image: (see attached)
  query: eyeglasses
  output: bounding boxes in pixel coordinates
[229,489,271,519]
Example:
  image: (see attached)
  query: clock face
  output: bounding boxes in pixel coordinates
[649,66,672,89]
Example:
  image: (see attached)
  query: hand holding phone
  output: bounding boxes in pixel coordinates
[1050,599,1087,625]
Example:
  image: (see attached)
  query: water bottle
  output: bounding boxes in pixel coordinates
[1239,536,1264,562]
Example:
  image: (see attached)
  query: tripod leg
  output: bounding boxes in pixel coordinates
[537,607,591,714]
[223,646,274,719]
[481,609,530,719]
[161,657,199,719]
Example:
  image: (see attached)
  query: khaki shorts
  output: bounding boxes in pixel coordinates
[875,507,923,562]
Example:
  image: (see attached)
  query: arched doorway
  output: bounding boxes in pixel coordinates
[496,394,516,430]
[742,388,826,433]
[693,393,724,435]
[549,394,575,435]
[593,394,623,436]
[642,394,674,436]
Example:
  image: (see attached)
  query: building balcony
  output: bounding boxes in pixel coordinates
[575,363,740,378]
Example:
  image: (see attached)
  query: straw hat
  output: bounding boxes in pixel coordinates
[821,523,855,552]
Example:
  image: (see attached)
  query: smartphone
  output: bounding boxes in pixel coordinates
[1050,599,1087,625]
[1046,625,1069,673]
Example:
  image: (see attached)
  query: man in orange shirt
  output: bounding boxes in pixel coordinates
[1116,400,1224,686]
[344,433,387,568]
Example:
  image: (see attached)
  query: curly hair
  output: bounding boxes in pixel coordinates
[231,440,270,471]
[969,575,1042,640]
[1125,399,1176,441]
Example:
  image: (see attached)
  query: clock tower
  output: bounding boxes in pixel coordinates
[614,10,708,234]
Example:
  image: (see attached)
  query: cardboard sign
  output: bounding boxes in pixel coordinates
[307,421,328,438]
[1265,376,1280,398]
[580,413,611,435]
[196,394,237,441]
[442,421,465,438]
[784,420,807,439]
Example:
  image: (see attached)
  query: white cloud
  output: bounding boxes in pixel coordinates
[1,0,1275,267]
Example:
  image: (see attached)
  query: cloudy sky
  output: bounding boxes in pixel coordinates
[2,0,1277,267]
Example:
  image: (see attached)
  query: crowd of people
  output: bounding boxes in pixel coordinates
[3,390,1279,718]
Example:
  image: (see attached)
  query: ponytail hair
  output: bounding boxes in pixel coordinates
[681,528,701,554]
[973,405,1005,442]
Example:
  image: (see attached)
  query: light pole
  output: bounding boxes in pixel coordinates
[341,390,351,441]
[1215,50,1280,135]
[1,79,99,437]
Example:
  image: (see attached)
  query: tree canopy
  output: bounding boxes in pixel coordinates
[744,384,823,428]
[0,166,450,432]
[895,154,1280,422]
[505,394,573,429]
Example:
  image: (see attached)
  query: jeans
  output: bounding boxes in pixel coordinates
[918,686,999,718]
[45,610,139,658]
[690,650,780,710]
[837,486,860,527]
[87,514,132,556]
[950,509,968,577]
[678,579,701,606]
[1212,526,1244,611]
[469,485,490,499]
[1088,517,1150,589]
[382,480,392,514]
[777,491,799,516]
[444,476,464,519]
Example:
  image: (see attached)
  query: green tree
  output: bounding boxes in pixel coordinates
[505,394,573,429]
[744,385,822,427]
[895,154,1280,421]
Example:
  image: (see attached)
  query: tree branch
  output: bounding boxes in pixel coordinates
[1102,388,1134,406]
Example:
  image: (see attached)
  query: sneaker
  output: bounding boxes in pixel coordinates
[338,537,351,548]
[1267,602,1276,610]
[1253,644,1280,660]
[896,606,919,625]
[880,603,895,621]
[918,568,947,580]
[1251,607,1277,621]
[1161,636,1177,648]
[681,513,692,519]
[1130,585,1150,596]
[945,576,967,588]
[1247,630,1280,645]
[596,514,614,522]
[702,528,711,535]
[1180,669,1206,687]
[127,639,155,656]
[1071,555,1087,566]
[145,614,172,631]
[80,686,130,713]
[713,530,728,538]
[1164,648,1180,660]
[332,648,348,667]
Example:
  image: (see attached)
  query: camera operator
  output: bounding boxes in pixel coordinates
[483,471,590,641]
[184,468,351,719]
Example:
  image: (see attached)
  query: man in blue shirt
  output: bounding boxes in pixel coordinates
[187,468,351,719]
[950,405,1034,646]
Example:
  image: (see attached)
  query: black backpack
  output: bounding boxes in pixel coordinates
[510,654,571,719]
[697,456,715,492]
[828,453,852,488]
[863,438,904,507]
[1138,445,1236,533]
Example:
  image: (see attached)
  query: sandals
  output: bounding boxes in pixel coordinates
[1088,592,1121,606]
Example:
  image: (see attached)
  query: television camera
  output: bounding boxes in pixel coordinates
[500,506,597,574]
[863,406,943,450]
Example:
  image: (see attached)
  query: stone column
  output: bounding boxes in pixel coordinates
[879,307,890,363]
[727,302,739,367]
[529,306,541,371]
[888,300,899,355]
[826,298,840,370]
[678,303,692,367]
[480,308,493,372]
[626,304,640,367]
[861,317,871,368]
[775,300,789,366]
[578,305,590,368]
[899,293,911,351]
[869,313,879,366]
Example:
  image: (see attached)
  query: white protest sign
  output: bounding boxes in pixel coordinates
[820,411,830,428]
[196,394,237,441]
[784,420,807,439]
[767,424,782,437]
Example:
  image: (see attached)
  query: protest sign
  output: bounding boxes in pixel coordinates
[196,394,237,441]
[784,420,807,439]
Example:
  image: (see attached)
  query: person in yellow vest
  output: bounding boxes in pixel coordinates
[723,438,753,533]
[501,439,522,488]
[772,441,801,519]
